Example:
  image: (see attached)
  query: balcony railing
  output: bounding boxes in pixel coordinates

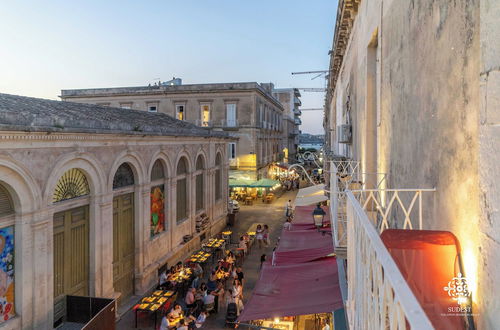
[345,190,434,329]
[186,119,213,127]
[217,119,239,128]
[329,161,434,248]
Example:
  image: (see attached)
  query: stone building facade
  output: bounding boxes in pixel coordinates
[0,93,232,329]
[273,88,302,162]
[325,0,499,328]
[60,81,294,180]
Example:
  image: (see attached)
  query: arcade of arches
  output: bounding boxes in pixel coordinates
[0,132,230,329]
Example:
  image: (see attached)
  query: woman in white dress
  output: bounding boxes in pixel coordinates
[255,224,264,249]
[232,279,244,313]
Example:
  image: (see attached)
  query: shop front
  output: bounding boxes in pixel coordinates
[229,179,281,204]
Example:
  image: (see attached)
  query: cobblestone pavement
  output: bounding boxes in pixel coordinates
[117,190,298,330]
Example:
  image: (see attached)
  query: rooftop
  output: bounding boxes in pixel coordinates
[60,82,284,109]
[0,93,230,138]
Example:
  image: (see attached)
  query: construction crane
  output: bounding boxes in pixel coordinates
[297,88,326,92]
[291,70,330,75]
[300,108,324,111]
[292,70,331,80]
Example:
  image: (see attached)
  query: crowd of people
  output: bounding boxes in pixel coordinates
[277,174,300,191]
[154,181,314,329]
[159,251,246,330]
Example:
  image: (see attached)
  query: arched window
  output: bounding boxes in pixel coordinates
[151,159,165,181]
[176,157,189,223]
[215,153,222,201]
[195,155,205,212]
[53,168,90,203]
[150,159,166,237]
[0,184,14,217]
[113,163,135,189]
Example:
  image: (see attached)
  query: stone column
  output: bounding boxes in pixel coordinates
[166,177,173,250]
[95,194,114,298]
[16,210,37,329]
[189,172,196,235]
[171,180,177,246]
[208,168,216,234]
[31,210,52,329]
[135,183,150,294]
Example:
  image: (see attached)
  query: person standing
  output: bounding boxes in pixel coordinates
[263,224,270,246]
[235,267,245,286]
[226,289,239,315]
[213,281,225,312]
[185,287,196,310]
[256,224,264,249]
[285,200,293,218]
[232,279,244,312]
[283,218,292,231]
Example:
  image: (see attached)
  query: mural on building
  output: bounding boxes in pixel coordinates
[151,185,165,237]
[0,226,14,323]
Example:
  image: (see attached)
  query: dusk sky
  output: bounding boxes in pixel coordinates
[1,0,338,134]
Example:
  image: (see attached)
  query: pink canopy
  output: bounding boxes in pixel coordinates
[273,228,334,265]
[238,257,343,321]
[292,205,330,228]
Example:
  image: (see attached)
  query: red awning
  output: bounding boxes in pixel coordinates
[381,229,466,330]
[292,205,330,228]
[238,257,343,321]
[273,228,334,265]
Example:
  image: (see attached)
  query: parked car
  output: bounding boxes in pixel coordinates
[228,199,240,213]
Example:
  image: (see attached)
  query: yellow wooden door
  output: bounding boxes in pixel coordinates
[53,206,89,324]
[113,193,135,305]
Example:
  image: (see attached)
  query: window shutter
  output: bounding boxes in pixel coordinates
[227,104,236,126]
[0,185,14,216]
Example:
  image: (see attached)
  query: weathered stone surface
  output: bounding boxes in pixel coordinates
[326,0,500,327]
[0,93,229,138]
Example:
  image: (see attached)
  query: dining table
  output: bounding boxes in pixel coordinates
[189,250,211,264]
[134,290,174,328]
[215,269,230,280]
[204,238,226,261]
[222,230,232,244]
[170,267,193,283]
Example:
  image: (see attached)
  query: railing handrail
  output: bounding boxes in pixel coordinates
[346,190,434,329]
[351,188,436,192]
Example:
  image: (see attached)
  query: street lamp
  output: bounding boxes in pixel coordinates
[312,203,326,229]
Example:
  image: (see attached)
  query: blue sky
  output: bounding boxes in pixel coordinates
[1,0,338,134]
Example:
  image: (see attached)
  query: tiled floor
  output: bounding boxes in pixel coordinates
[116,190,297,330]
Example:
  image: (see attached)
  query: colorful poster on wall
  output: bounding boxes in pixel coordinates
[151,185,165,237]
[0,226,14,323]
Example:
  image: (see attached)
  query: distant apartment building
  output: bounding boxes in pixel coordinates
[298,133,324,151]
[273,88,302,162]
[61,80,295,180]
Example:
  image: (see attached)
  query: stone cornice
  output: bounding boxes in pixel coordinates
[61,83,285,111]
[328,0,361,96]
[0,131,230,144]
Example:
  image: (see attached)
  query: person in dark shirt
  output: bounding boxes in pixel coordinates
[235,267,244,286]
[260,254,266,269]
